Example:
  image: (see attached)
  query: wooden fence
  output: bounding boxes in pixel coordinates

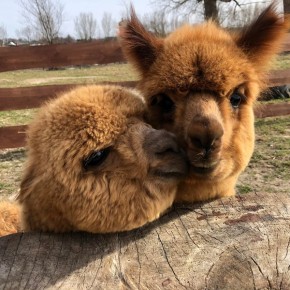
[0,37,290,150]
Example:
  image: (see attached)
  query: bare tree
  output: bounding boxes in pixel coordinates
[142,10,190,36]
[16,26,34,43]
[284,0,290,14]
[0,25,7,46]
[142,10,168,36]
[154,0,248,24]
[222,2,268,28]
[74,12,98,41]
[18,0,64,44]
[101,12,116,38]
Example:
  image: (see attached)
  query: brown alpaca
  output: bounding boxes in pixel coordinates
[0,85,187,235]
[119,5,289,202]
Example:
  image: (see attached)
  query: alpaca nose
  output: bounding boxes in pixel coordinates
[145,129,180,155]
[144,128,188,178]
[188,116,223,155]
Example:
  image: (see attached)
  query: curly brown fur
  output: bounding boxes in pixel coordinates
[0,85,187,235]
[0,201,21,236]
[119,4,289,202]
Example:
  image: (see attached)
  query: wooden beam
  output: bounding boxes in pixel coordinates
[0,40,125,72]
[268,69,290,86]
[0,81,137,111]
[1,102,289,149]
[0,125,27,149]
[255,102,290,118]
[0,192,289,289]
[0,73,289,112]
[0,85,76,111]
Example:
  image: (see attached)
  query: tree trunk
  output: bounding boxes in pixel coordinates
[1,192,290,289]
[284,0,290,14]
[203,0,219,23]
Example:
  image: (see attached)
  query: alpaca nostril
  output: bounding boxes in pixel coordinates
[190,135,222,154]
[188,116,224,153]
[190,137,203,149]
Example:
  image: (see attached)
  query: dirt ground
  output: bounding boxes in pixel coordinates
[0,116,289,201]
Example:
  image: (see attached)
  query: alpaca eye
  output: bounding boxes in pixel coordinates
[83,148,110,169]
[230,93,242,109]
[151,94,175,113]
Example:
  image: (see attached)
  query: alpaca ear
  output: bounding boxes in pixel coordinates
[118,7,163,75]
[235,4,289,69]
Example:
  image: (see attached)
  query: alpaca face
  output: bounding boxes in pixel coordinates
[119,5,289,201]
[18,85,188,233]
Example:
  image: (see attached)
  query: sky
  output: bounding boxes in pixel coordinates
[0,0,283,39]
[0,0,156,38]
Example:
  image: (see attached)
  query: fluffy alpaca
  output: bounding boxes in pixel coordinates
[0,85,188,235]
[119,5,289,202]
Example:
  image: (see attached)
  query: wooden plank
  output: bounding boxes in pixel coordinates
[254,102,290,118]
[0,36,287,73]
[268,69,290,86]
[0,81,137,111]
[1,102,289,150]
[282,33,290,51]
[0,73,288,112]
[0,85,76,111]
[0,34,288,73]
[0,125,27,149]
[0,192,290,289]
[0,40,125,72]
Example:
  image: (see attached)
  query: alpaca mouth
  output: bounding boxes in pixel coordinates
[151,157,189,179]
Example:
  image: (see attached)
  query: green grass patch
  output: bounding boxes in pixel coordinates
[271,54,290,70]
[236,184,253,194]
[0,109,38,126]
[238,115,290,194]
[0,63,138,88]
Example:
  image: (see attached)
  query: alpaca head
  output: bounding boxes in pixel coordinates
[119,5,289,202]
[18,85,188,233]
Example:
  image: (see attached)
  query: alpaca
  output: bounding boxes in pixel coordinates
[119,5,289,202]
[0,85,188,235]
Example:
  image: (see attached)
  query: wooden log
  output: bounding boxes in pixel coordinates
[0,192,289,289]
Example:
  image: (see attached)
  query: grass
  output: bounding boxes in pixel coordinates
[271,54,290,70]
[0,109,38,126]
[236,184,253,194]
[0,63,138,88]
[237,116,290,195]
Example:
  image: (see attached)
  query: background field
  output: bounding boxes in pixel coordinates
[0,58,289,200]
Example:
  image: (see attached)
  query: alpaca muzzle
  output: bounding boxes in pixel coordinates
[185,96,224,176]
[144,129,189,179]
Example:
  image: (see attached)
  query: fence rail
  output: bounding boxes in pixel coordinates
[0,36,290,150]
[0,40,124,72]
